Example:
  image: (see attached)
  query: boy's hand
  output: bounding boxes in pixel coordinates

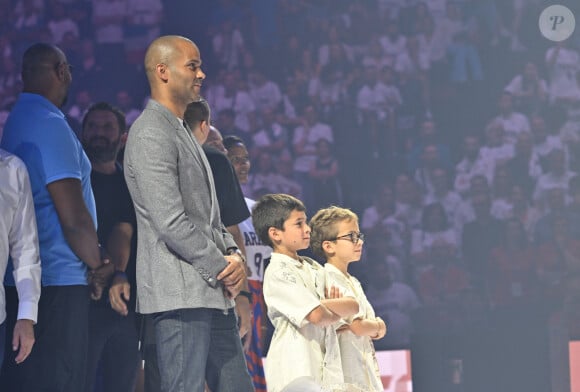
[326,285,343,299]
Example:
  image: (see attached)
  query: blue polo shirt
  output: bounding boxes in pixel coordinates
[1,93,96,286]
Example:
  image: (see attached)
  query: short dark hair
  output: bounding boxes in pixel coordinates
[251,193,306,248]
[184,98,210,128]
[223,135,245,150]
[82,101,126,134]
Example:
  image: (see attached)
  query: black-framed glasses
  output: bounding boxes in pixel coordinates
[333,232,365,244]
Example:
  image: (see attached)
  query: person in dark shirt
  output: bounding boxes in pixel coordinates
[81,102,139,392]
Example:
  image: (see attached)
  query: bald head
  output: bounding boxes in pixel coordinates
[145,35,195,85]
[143,35,205,117]
[22,43,64,87]
[21,42,71,107]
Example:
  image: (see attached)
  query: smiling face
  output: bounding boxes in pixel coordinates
[165,39,205,108]
[81,109,122,163]
[227,143,251,184]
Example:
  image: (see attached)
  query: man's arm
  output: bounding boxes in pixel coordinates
[9,162,41,364]
[107,222,134,316]
[47,178,113,298]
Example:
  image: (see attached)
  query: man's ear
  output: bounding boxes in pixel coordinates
[157,63,169,82]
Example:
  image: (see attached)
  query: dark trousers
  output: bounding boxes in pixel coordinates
[152,308,254,392]
[85,305,140,392]
[0,285,90,392]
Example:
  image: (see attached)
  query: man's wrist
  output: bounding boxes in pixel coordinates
[113,270,127,279]
[226,247,246,264]
[237,290,252,301]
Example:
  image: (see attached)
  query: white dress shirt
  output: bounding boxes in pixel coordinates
[0,149,41,325]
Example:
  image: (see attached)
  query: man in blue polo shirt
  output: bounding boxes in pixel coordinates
[0,43,113,392]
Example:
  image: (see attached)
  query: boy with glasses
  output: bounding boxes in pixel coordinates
[309,206,387,392]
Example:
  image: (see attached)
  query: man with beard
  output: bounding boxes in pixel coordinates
[123,36,252,391]
[0,43,113,391]
[81,102,140,392]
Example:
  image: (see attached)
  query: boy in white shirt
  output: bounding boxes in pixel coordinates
[252,194,359,392]
[310,206,386,392]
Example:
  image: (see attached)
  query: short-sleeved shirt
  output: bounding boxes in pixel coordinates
[1,93,96,286]
[263,253,343,392]
[90,165,137,308]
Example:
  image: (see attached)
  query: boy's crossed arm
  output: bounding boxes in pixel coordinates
[305,286,359,327]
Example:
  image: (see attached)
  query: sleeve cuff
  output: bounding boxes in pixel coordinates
[17,300,38,324]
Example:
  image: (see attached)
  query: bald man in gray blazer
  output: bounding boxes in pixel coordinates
[123,35,253,392]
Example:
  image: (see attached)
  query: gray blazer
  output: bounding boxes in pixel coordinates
[124,99,236,314]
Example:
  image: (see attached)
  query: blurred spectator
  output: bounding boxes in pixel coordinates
[537,215,580,303]
[534,187,569,245]
[279,80,309,129]
[487,219,539,308]
[210,71,256,135]
[504,62,548,115]
[292,105,334,208]
[530,113,564,171]
[317,25,353,68]
[416,238,470,330]
[379,21,407,65]
[423,166,462,224]
[91,0,127,70]
[414,144,443,194]
[309,138,342,212]
[489,92,530,145]
[454,134,494,197]
[67,89,93,132]
[411,202,458,274]
[447,30,483,84]
[505,131,542,191]
[250,108,289,157]
[533,148,576,208]
[462,192,502,290]
[124,0,163,64]
[395,175,424,230]
[46,2,78,45]
[248,69,282,112]
[481,121,514,168]
[545,41,580,103]
[212,20,245,70]
[407,119,451,173]
[493,183,541,241]
[361,181,407,260]
[366,261,420,350]
[115,90,141,128]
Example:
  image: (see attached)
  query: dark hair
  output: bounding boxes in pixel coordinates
[223,135,245,150]
[251,193,306,248]
[82,101,126,134]
[184,98,210,128]
[421,202,449,231]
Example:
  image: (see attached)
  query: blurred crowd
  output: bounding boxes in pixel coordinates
[1,0,580,365]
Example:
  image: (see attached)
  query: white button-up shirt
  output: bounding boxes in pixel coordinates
[0,149,41,325]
